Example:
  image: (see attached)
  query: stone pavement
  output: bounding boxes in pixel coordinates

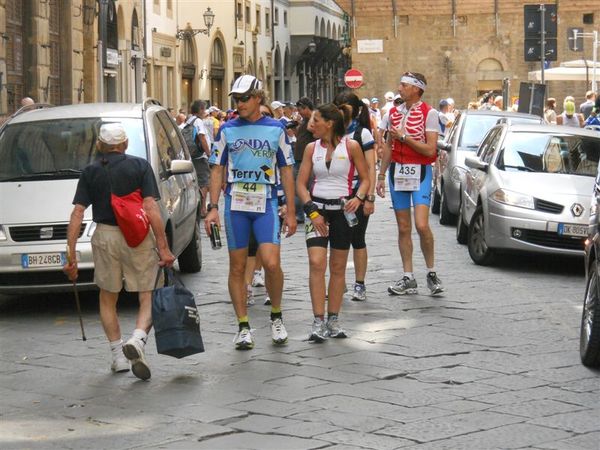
[1,196,599,449]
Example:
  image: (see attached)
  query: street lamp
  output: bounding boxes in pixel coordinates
[176,7,215,40]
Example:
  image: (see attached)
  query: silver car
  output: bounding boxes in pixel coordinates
[0,101,202,294]
[432,110,544,225]
[457,123,600,265]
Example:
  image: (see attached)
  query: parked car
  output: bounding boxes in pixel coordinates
[581,165,600,368]
[457,123,600,265]
[0,100,202,294]
[432,110,544,225]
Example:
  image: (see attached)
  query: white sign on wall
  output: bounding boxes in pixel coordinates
[357,40,384,54]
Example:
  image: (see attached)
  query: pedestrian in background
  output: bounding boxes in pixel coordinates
[544,98,557,124]
[333,92,377,302]
[63,123,175,380]
[296,103,370,342]
[580,91,596,120]
[557,99,584,128]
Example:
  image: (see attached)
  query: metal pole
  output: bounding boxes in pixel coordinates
[540,4,545,86]
[97,40,104,101]
[593,30,598,93]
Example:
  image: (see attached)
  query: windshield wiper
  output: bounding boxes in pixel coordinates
[502,165,535,172]
[1,169,82,182]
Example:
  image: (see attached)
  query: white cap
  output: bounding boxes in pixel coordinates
[385,91,395,101]
[271,101,285,110]
[393,94,402,101]
[446,97,455,105]
[229,75,262,95]
[361,98,370,106]
[207,106,220,113]
[99,123,127,145]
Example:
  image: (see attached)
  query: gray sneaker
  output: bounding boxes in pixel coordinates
[351,283,366,301]
[427,272,444,295]
[388,276,418,295]
[308,318,327,343]
[326,316,347,339]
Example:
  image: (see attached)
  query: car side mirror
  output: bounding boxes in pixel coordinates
[437,140,451,152]
[169,159,194,175]
[465,155,488,172]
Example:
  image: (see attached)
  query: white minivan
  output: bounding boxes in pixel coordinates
[0,101,202,294]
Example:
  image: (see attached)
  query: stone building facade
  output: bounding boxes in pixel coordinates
[334,0,600,109]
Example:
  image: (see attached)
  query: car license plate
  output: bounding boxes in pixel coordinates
[558,223,587,237]
[21,252,66,268]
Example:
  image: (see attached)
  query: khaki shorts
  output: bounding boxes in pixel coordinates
[91,224,161,293]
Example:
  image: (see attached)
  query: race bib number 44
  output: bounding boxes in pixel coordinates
[231,182,267,212]
[394,164,421,192]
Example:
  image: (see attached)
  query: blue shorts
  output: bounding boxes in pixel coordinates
[389,163,432,210]
[224,194,281,250]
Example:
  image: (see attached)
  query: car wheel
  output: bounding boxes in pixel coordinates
[431,185,441,215]
[439,188,457,225]
[178,217,202,273]
[456,197,468,245]
[581,258,600,367]
[467,205,495,265]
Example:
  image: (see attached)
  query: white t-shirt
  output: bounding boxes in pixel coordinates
[186,115,208,159]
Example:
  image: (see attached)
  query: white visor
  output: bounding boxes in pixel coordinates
[400,75,427,91]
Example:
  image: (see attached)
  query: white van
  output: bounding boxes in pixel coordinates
[0,101,202,294]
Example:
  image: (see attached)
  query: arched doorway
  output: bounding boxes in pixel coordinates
[210,37,226,108]
[180,35,196,113]
[476,58,504,98]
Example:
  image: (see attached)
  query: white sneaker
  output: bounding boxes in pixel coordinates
[234,328,254,350]
[111,353,130,373]
[271,318,288,345]
[252,270,265,287]
[264,296,271,306]
[122,338,151,380]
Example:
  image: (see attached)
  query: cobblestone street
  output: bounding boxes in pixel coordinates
[1,197,599,449]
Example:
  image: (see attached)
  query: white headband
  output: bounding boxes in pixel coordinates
[400,75,427,91]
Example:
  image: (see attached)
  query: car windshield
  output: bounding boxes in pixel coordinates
[0,118,146,182]
[500,132,600,176]
[459,115,540,150]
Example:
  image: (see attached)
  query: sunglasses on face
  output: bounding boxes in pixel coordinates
[262,112,273,117]
[232,94,252,103]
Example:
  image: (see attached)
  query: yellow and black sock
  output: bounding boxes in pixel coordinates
[238,315,250,331]
[270,307,282,321]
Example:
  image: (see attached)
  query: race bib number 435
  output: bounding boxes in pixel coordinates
[231,182,267,212]
[394,164,421,192]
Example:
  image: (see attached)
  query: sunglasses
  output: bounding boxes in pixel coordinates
[262,112,274,117]
[232,94,253,103]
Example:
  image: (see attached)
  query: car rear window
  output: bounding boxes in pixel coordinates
[0,118,146,182]
[500,132,600,176]
[459,115,541,150]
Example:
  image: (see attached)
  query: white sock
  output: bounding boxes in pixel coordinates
[427,267,436,274]
[109,339,123,357]
[404,272,414,280]
[132,329,148,344]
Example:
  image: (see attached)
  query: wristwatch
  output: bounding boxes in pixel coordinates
[399,134,406,143]
[355,192,366,202]
[207,203,219,212]
[366,195,376,202]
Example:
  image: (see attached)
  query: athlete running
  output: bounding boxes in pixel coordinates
[376,72,444,296]
[205,75,297,350]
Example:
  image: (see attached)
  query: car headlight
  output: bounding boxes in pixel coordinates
[0,225,6,241]
[87,222,97,237]
[451,166,468,184]
[491,189,534,209]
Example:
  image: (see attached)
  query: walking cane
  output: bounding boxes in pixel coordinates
[66,246,87,341]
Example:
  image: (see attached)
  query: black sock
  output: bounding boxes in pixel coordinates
[327,313,338,322]
[355,280,365,286]
[270,311,282,321]
[238,321,250,331]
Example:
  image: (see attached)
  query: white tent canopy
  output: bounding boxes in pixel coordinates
[528,59,599,87]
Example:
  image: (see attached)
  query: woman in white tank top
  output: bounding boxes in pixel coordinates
[296,104,370,342]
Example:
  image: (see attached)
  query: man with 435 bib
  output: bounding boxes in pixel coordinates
[376,72,444,297]
[205,75,297,350]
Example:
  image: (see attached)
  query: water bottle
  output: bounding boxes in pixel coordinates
[209,222,222,249]
[341,198,358,227]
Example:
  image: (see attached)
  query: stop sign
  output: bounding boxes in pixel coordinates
[344,69,364,89]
